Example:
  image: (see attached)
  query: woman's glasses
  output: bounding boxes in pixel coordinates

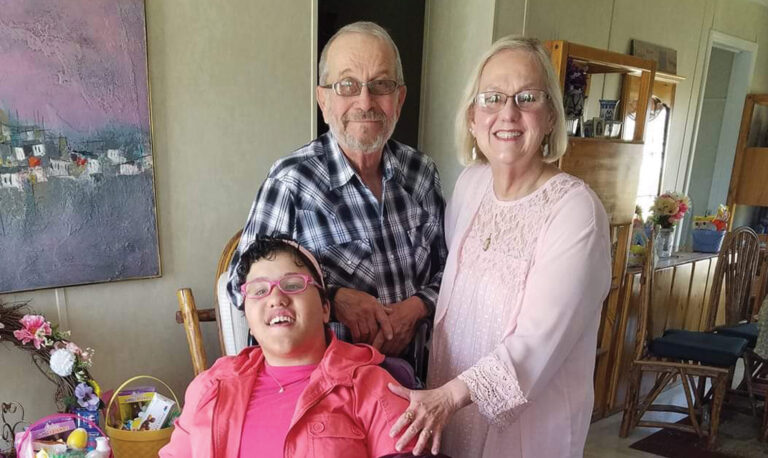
[474,89,549,113]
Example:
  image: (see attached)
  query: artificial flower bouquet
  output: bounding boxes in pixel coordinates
[692,205,729,253]
[649,192,691,229]
[7,312,106,455]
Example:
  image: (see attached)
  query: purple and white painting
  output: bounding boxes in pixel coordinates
[0,0,159,292]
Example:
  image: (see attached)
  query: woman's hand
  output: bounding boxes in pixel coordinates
[388,379,471,455]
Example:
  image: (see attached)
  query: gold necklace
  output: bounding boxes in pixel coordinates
[265,368,312,394]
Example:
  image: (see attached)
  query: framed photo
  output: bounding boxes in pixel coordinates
[631,39,677,75]
[0,0,159,292]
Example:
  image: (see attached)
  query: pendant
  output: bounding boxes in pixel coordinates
[483,236,491,251]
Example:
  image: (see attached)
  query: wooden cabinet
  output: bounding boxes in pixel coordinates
[545,40,656,419]
[728,94,768,209]
[726,94,768,313]
[545,40,656,225]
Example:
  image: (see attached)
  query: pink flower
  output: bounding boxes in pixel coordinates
[66,342,82,355]
[13,315,52,349]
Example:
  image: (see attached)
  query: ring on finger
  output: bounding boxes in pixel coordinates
[422,429,433,437]
[404,411,415,423]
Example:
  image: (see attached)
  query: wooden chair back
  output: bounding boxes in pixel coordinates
[633,227,656,361]
[176,230,242,375]
[703,226,760,330]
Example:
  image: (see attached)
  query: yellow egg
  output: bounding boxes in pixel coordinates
[66,428,88,450]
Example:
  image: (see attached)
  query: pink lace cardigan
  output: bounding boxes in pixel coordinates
[430,165,612,457]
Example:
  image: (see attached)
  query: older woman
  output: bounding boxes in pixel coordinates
[388,37,612,457]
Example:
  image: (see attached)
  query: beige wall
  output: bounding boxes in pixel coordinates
[424,0,768,198]
[1,0,314,418]
[419,0,496,195]
[4,0,768,426]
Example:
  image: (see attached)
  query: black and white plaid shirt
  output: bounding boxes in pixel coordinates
[227,133,447,329]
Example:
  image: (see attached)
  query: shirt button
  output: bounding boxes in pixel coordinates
[347,260,353,265]
[389,254,395,260]
[311,422,325,433]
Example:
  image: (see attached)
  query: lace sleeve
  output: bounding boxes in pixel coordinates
[458,354,528,427]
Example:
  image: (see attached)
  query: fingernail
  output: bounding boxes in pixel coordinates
[395,444,402,452]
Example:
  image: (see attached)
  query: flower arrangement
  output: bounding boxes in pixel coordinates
[650,192,690,229]
[0,301,101,413]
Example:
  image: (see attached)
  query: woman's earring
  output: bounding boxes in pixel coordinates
[541,134,551,158]
[472,144,478,161]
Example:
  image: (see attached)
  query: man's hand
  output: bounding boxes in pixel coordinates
[373,297,428,356]
[334,288,394,345]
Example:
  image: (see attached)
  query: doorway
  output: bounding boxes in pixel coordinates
[682,31,757,247]
[313,0,426,148]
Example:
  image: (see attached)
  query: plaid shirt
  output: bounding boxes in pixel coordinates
[227,133,447,328]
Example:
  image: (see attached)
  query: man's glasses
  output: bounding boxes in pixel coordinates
[474,89,550,113]
[321,77,400,97]
[240,274,323,300]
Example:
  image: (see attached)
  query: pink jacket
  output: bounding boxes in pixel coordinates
[160,334,414,458]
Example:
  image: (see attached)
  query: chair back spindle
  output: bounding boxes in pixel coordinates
[704,226,760,330]
[634,227,656,361]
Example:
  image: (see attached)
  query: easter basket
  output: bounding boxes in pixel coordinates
[692,229,726,253]
[104,375,179,458]
[15,412,113,458]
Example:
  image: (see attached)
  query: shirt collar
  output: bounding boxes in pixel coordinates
[325,132,400,190]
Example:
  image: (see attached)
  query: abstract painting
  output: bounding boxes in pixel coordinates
[0,0,159,292]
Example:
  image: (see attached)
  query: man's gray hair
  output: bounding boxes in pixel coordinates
[318,21,404,86]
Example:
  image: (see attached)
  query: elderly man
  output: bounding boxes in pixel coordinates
[227,22,447,367]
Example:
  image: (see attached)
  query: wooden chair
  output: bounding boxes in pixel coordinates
[706,227,762,415]
[619,228,749,449]
[176,230,243,375]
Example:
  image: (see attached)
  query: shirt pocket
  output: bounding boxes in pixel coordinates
[305,413,367,458]
[320,239,373,277]
[407,217,439,270]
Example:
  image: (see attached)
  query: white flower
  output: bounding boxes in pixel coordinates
[50,348,76,377]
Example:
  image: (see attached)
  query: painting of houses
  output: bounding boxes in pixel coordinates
[0,0,159,292]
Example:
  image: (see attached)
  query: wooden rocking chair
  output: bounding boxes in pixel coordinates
[176,230,244,375]
[619,228,749,449]
[708,227,762,415]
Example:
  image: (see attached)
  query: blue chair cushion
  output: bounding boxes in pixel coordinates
[714,323,758,348]
[649,329,748,367]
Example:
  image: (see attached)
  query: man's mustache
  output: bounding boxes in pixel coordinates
[343,110,386,122]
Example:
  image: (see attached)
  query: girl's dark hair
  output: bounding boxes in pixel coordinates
[235,235,327,309]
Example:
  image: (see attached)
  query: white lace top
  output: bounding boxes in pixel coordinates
[428,170,611,458]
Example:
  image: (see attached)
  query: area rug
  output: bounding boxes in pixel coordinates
[629,407,767,457]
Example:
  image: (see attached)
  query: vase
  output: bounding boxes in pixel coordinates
[656,227,674,258]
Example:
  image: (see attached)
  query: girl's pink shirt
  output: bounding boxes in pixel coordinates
[238,363,317,457]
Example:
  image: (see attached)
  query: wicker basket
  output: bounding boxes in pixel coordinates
[105,375,179,458]
[15,412,112,458]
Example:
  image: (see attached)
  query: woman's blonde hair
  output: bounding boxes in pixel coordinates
[455,36,568,165]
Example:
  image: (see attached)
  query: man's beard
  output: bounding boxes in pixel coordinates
[328,108,398,154]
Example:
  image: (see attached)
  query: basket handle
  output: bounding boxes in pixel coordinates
[15,412,112,458]
[105,375,180,428]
